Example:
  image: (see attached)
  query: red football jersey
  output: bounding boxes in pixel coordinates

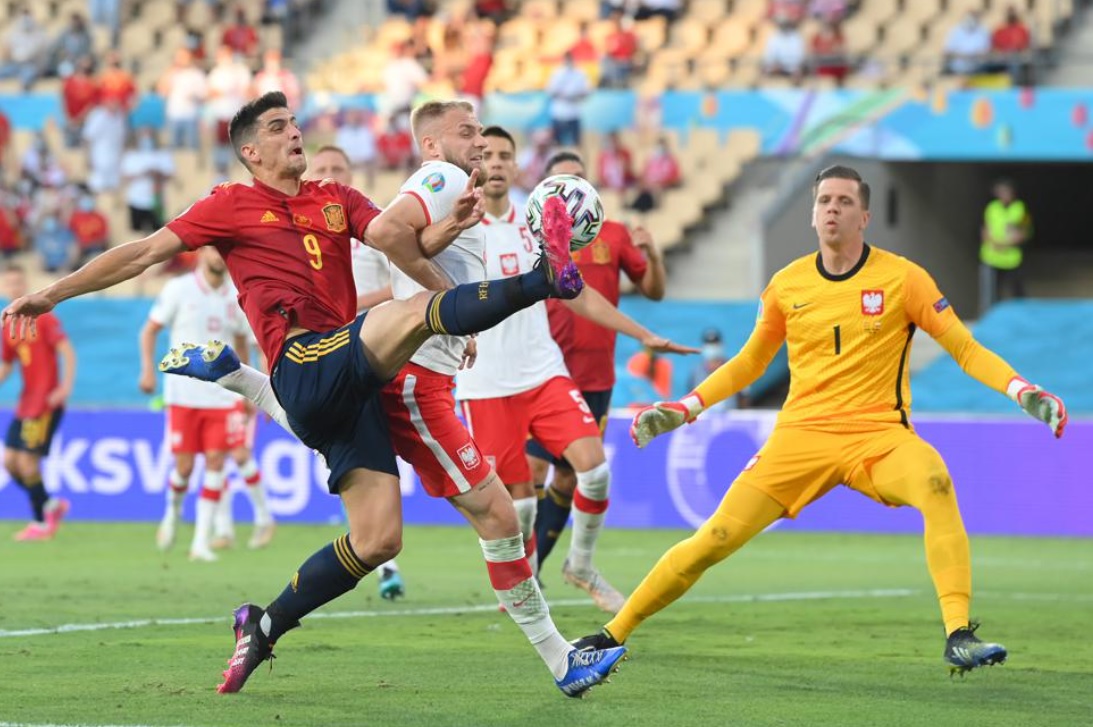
[2,313,66,418]
[167,178,381,364]
[547,219,648,391]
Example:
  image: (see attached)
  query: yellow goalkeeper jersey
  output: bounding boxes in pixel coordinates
[694,244,1018,432]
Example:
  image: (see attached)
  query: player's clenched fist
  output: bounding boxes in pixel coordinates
[630,393,705,448]
[1008,378,1068,438]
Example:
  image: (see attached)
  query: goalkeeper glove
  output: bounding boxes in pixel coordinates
[1007,377,1068,438]
[630,392,705,448]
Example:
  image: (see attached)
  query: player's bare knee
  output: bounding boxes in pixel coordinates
[407,291,436,333]
[349,529,403,566]
[3,450,18,477]
[565,438,606,472]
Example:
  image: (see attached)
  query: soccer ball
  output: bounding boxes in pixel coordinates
[524,174,604,251]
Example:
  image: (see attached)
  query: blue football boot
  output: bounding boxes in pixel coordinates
[159,340,241,382]
[555,645,627,698]
[378,565,405,601]
[945,622,1007,676]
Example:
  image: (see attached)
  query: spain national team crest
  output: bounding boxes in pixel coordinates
[861,289,884,315]
[457,443,480,471]
[322,203,347,233]
[591,240,610,264]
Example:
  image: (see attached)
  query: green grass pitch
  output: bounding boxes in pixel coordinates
[1,522,1090,727]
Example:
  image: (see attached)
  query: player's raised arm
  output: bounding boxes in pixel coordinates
[562,285,697,354]
[365,199,455,291]
[905,264,1067,437]
[631,287,786,448]
[3,227,186,337]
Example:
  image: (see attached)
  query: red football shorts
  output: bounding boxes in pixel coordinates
[460,375,601,485]
[382,362,492,498]
[167,403,246,454]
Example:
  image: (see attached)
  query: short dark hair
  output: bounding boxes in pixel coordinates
[482,125,516,150]
[229,91,289,169]
[314,145,351,165]
[545,150,584,175]
[813,164,870,210]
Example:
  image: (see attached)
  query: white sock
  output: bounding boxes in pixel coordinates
[480,535,572,679]
[192,470,225,552]
[239,457,273,527]
[214,488,235,539]
[379,559,399,574]
[217,364,293,433]
[166,469,188,516]
[513,496,539,577]
[568,462,610,576]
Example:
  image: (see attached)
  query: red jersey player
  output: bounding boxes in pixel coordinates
[1,265,75,541]
[2,93,627,698]
[528,150,669,571]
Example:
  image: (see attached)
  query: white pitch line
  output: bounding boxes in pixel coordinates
[0,723,193,727]
[0,588,918,640]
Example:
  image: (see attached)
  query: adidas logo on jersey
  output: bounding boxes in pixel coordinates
[261,211,279,223]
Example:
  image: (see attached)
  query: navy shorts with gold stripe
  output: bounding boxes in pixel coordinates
[270,312,397,493]
[4,407,64,457]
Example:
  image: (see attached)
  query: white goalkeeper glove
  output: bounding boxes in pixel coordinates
[1007,377,1068,438]
[630,392,705,448]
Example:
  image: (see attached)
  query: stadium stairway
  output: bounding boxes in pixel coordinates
[912,299,1093,414]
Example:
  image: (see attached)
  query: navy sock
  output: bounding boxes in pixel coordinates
[265,534,375,641]
[23,478,48,523]
[425,268,552,336]
[535,486,573,570]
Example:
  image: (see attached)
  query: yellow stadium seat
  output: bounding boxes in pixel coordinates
[631,16,667,53]
[522,0,559,20]
[562,0,601,23]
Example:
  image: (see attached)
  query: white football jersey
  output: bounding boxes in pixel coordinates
[455,203,568,399]
[389,161,486,376]
[350,238,391,300]
[149,272,248,409]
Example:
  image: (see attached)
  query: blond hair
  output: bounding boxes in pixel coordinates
[409,100,475,144]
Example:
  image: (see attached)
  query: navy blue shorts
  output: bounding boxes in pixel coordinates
[271,313,397,493]
[525,389,611,470]
[5,407,64,457]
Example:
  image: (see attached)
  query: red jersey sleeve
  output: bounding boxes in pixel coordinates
[617,226,649,284]
[166,184,241,249]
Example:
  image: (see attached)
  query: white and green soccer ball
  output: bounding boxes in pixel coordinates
[524,174,605,251]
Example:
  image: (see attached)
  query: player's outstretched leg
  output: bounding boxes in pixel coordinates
[944,622,1007,676]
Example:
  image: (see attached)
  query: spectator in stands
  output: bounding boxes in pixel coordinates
[516,129,555,200]
[207,46,253,181]
[459,28,494,104]
[334,109,378,190]
[388,0,435,21]
[46,12,93,80]
[20,134,67,190]
[990,6,1032,83]
[81,97,127,193]
[601,11,639,89]
[808,0,847,23]
[376,113,416,172]
[253,49,302,111]
[33,210,76,273]
[0,189,22,259]
[0,109,11,175]
[769,0,807,24]
[631,136,681,213]
[88,0,122,47]
[62,56,99,149]
[158,49,207,150]
[762,19,806,80]
[98,51,137,111]
[0,8,49,90]
[687,328,750,408]
[381,41,428,118]
[221,4,260,60]
[546,53,591,147]
[600,0,638,19]
[472,0,511,25]
[810,19,850,84]
[68,186,110,266]
[636,0,680,22]
[979,178,1031,313]
[944,11,991,76]
[121,127,175,237]
[626,346,673,400]
[596,131,635,193]
[184,27,208,64]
